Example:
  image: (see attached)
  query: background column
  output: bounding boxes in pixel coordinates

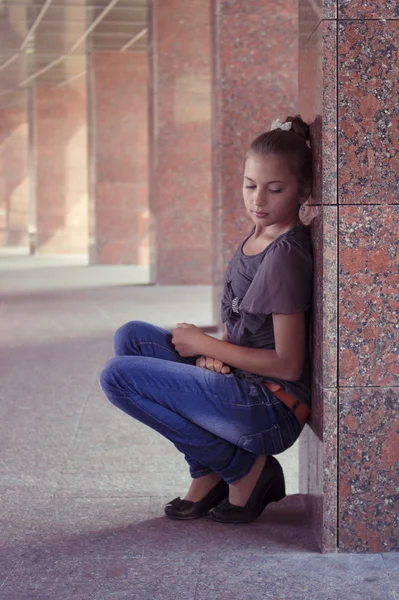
[299,0,398,553]
[149,0,212,284]
[0,104,29,250]
[90,52,149,266]
[35,83,89,255]
[211,0,298,320]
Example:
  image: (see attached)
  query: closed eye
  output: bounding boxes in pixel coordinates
[245,185,256,189]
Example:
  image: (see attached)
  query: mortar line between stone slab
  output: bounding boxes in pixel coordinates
[0,559,22,590]
[338,385,399,388]
[192,555,204,600]
[335,15,340,553]
[64,391,92,460]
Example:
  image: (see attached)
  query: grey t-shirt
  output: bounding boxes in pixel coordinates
[221,225,313,408]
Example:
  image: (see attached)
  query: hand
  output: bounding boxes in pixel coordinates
[171,323,206,357]
[196,356,231,374]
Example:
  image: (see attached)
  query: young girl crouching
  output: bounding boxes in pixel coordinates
[100,116,314,524]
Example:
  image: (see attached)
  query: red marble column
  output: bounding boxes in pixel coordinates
[299,0,398,553]
[211,0,298,319]
[91,52,149,265]
[149,0,212,284]
[0,107,29,249]
[35,85,89,255]
[297,2,338,554]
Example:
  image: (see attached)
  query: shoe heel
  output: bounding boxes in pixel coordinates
[267,475,286,503]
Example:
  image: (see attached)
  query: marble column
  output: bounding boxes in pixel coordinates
[299,0,398,553]
[35,85,89,255]
[211,0,298,320]
[0,106,29,249]
[90,52,149,266]
[149,0,212,284]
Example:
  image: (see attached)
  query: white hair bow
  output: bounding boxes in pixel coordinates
[271,118,292,132]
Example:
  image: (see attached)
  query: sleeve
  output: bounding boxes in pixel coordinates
[220,262,233,323]
[242,239,313,315]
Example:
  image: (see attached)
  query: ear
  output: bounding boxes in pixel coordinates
[299,186,311,203]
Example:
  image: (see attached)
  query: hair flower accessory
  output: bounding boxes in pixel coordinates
[271,118,292,132]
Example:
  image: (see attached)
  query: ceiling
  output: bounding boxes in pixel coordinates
[0,0,148,109]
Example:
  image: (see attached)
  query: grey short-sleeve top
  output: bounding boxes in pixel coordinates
[221,225,313,408]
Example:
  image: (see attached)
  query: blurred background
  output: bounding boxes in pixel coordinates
[0,0,150,268]
[0,0,298,291]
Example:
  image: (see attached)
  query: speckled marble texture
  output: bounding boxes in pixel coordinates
[299,0,337,44]
[339,206,399,387]
[339,387,399,553]
[212,0,298,321]
[338,0,399,18]
[299,387,338,554]
[300,0,399,554]
[150,0,212,284]
[299,11,339,553]
[339,21,399,204]
[300,19,337,205]
[311,206,338,390]
[93,52,149,265]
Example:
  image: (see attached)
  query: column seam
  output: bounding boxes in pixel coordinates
[335,16,340,553]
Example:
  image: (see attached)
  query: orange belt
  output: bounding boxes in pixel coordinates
[264,382,310,428]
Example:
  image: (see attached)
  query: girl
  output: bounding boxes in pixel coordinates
[100,115,314,524]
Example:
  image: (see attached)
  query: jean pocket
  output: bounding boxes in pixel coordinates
[232,382,279,408]
[238,425,283,455]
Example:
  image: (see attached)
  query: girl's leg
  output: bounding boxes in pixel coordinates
[113,320,197,365]
[99,355,297,487]
[112,320,211,481]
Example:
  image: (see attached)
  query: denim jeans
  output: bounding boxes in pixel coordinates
[99,321,303,484]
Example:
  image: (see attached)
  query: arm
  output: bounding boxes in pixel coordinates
[197,313,305,382]
[196,323,230,374]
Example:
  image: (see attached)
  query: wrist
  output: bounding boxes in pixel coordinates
[200,333,222,358]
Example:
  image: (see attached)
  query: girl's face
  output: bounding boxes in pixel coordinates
[243,153,307,229]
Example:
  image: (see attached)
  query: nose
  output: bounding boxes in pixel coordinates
[254,189,267,207]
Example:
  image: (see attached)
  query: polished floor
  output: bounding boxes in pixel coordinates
[0,256,397,600]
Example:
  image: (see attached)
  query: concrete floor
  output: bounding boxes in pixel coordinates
[0,256,398,600]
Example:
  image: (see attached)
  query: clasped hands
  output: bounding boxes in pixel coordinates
[171,323,230,374]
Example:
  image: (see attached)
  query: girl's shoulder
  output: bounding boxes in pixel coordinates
[264,226,313,268]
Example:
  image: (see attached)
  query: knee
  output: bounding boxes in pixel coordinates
[99,357,122,396]
[113,320,151,356]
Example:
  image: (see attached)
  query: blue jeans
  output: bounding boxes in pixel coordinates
[99,321,302,484]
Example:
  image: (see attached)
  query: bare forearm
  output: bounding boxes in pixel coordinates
[199,335,300,382]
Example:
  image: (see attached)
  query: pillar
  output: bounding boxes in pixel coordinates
[299,0,398,553]
[149,0,212,284]
[0,105,29,249]
[90,52,149,265]
[35,84,89,255]
[211,0,298,319]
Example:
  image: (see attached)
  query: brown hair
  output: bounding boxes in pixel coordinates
[247,115,313,196]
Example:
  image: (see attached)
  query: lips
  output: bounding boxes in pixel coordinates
[253,211,267,217]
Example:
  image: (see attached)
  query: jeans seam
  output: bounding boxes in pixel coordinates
[136,341,177,357]
[108,385,192,442]
[231,400,280,407]
[135,399,192,441]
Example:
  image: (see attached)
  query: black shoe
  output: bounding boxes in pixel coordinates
[164,480,229,520]
[210,456,286,524]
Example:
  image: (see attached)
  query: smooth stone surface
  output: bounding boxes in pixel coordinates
[1,257,397,599]
[146,494,320,556]
[339,388,399,553]
[195,553,397,600]
[0,556,202,600]
[382,553,399,596]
